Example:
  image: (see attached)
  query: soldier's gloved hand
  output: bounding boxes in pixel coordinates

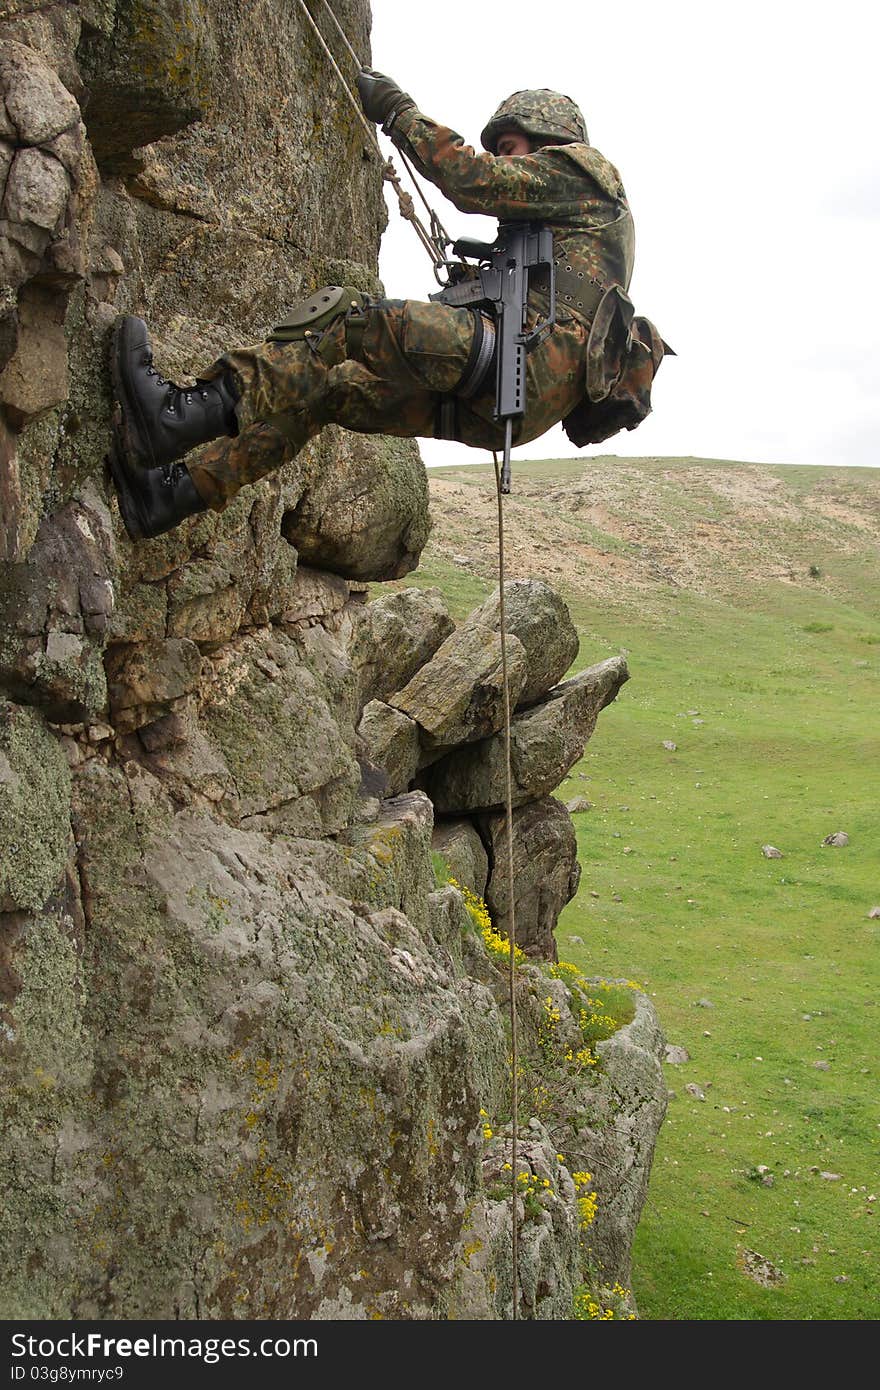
[357,69,414,129]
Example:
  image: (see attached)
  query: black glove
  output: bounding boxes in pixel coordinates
[356,69,414,128]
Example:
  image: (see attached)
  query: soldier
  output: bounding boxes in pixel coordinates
[108,75,668,540]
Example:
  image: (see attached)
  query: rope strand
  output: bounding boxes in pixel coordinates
[494,449,520,1321]
[294,0,449,268]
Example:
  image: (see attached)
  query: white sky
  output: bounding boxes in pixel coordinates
[365,0,880,470]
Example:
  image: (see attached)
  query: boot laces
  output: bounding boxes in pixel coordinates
[143,351,186,411]
[145,358,170,387]
[161,462,185,488]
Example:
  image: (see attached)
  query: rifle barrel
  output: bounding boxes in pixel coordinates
[500,418,513,494]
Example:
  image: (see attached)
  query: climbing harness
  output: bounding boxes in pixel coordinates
[297,0,525,1319]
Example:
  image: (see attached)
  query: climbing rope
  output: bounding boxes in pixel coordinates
[297,0,523,1319]
[493,450,520,1320]
[295,0,452,274]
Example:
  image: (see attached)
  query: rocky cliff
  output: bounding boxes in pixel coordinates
[0,0,666,1319]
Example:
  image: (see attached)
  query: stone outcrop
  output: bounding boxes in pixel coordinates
[0,2,664,1321]
[424,656,629,815]
[355,583,626,965]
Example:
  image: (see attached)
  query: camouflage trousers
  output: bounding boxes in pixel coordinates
[189,297,588,508]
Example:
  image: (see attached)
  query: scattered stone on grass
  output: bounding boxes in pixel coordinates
[822,831,849,847]
[661,740,677,751]
[685,1082,706,1101]
[762,844,783,858]
[737,1248,785,1287]
[664,1044,690,1065]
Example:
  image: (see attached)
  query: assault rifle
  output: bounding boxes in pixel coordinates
[431,222,555,492]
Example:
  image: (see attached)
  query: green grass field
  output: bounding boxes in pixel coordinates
[399,455,880,1320]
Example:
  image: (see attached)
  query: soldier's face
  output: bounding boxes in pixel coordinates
[496,131,531,157]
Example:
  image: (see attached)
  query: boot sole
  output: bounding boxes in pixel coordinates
[107,419,147,541]
[110,316,159,471]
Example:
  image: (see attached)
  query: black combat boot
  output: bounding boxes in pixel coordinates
[108,443,208,540]
[111,315,239,470]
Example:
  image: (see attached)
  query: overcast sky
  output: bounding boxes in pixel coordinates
[365,0,880,471]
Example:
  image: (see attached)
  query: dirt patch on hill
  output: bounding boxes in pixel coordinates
[421,458,880,606]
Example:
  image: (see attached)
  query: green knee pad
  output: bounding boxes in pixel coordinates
[267,285,368,347]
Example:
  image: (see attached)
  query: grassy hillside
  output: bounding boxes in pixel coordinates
[390,454,880,1320]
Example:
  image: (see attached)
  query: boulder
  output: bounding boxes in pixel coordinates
[357,700,420,798]
[350,586,454,707]
[0,489,114,721]
[479,797,581,960]
[4,146,70,234]
[431,819,490,900]
[390,625,527,749]
[280,565,350,629]
[458,579,579,706]
[0,41,80,146]
[425,656,629,814]
[0,281,71,426]
[281,430,430,581]
[106,637,203,734]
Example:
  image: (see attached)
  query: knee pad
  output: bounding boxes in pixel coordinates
[266,285,368,346]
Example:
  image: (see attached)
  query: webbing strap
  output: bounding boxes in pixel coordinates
[436,398,457,440]
[531,261,606,323]
[434,311,496,439]
[458,313,496,399]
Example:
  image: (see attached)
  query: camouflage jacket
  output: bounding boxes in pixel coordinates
[389,106,635,316]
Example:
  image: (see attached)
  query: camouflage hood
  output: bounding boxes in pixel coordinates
[480,89,588,153]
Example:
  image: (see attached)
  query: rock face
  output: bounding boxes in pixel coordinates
[0,3,664,1321]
